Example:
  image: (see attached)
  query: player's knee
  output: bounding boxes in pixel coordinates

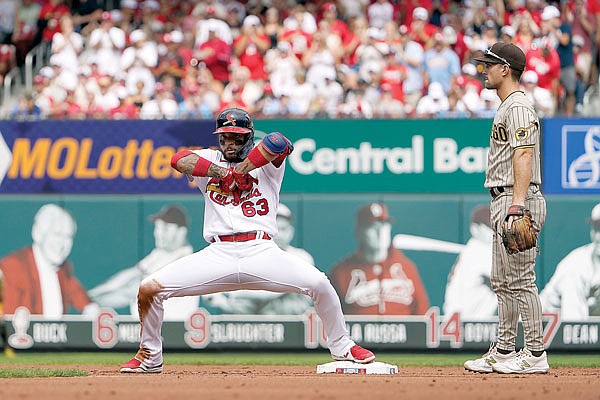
[138,278,162,301]
[311,273,334,297]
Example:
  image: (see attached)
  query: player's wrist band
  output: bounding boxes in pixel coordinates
[170,150,193,169]
[170,150,212,176]
[247,146,270,168]
[192,157,211,176]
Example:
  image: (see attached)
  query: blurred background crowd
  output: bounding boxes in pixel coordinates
[0,0,599,120]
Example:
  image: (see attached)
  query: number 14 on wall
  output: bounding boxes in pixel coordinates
[425,308,560,348]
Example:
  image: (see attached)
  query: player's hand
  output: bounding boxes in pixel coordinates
[220,167,237,193]
[233,170,258,192]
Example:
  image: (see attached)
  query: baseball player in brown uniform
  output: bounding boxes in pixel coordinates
[463,42,550,374]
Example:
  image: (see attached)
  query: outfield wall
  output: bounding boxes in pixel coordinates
[0,119,598,351]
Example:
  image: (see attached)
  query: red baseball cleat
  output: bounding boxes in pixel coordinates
[119,357,163,373]
[332,344,376,364]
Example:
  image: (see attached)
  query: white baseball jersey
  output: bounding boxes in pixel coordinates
[443,236,497,319]
[540,244,600,320]
[192,148,283,241]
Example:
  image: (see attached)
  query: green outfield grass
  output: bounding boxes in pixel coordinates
[1,351,599,369]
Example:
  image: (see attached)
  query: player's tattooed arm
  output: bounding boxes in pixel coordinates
[235,144,278,174]
[171,151,227,177]
[206,163,229,178]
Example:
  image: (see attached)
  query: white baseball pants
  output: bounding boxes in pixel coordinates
[137,239,354,367]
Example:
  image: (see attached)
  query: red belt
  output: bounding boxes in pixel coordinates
[211,231,271,243]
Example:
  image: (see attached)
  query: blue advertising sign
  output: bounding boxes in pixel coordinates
[0,120,214,194]
[542,118,600,194]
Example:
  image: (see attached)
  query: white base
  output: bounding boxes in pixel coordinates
[316,361,398,375]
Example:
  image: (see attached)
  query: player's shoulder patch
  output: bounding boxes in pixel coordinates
[515,127,530,141]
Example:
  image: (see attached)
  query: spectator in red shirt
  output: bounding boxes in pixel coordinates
[342,16,368,69]
[233,15,270,81]
[279,10,313,60]
[194,27,232,84]
[320,2,352,45]
[36,0,70,45]
[514,15,538,53]
[381,49,407,103]
[409,7,437,48]
[0,44,16,86]
[525,39,561,96]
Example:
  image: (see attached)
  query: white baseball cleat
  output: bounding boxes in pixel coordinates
[464,344,517,373]
[491,348,550,374]
[120,357,163,373]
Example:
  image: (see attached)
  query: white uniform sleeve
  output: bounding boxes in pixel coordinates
[539,246,591,320]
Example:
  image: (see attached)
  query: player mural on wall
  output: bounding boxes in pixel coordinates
[329,202,430,315]
[0,270,15,357]
[202,203,313,314]
[88,204,199,321]
[0,204,98,318]
[540,203,600,320]
[443,204,497,319]
[119,108,375,373]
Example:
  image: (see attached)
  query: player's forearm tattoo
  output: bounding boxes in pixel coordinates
[177,156,226,178]
[207,164,228,178]
[177,156,197,175]
[236,161,252,174]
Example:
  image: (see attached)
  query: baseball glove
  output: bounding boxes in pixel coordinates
[501,205,539,255]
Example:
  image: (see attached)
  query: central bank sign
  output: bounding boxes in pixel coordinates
[288,137,487,175]
[259,119,492,193]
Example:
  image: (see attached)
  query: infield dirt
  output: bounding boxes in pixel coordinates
[1,365,599,400]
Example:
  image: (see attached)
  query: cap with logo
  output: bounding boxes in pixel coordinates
[473,42,526,72]
[357,203,391,226]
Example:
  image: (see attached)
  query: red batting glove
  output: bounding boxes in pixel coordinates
[233,171,258,192]
[220,168,237,193]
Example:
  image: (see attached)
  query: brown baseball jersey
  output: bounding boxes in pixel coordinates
[485,91,542,189]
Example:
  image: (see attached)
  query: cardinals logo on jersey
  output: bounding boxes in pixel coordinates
[345,264,416,313]
[206,178,262,206]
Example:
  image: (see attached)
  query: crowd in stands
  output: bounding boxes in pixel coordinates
[2,0,599,121]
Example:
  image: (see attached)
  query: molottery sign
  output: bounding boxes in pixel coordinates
[0,119,492,194]
[0,120,213,193]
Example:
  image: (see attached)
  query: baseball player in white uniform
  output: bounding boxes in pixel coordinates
[464,42,549,374]
[443,205,497,319]
[120,108,375,373]
[540,203,600,320]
